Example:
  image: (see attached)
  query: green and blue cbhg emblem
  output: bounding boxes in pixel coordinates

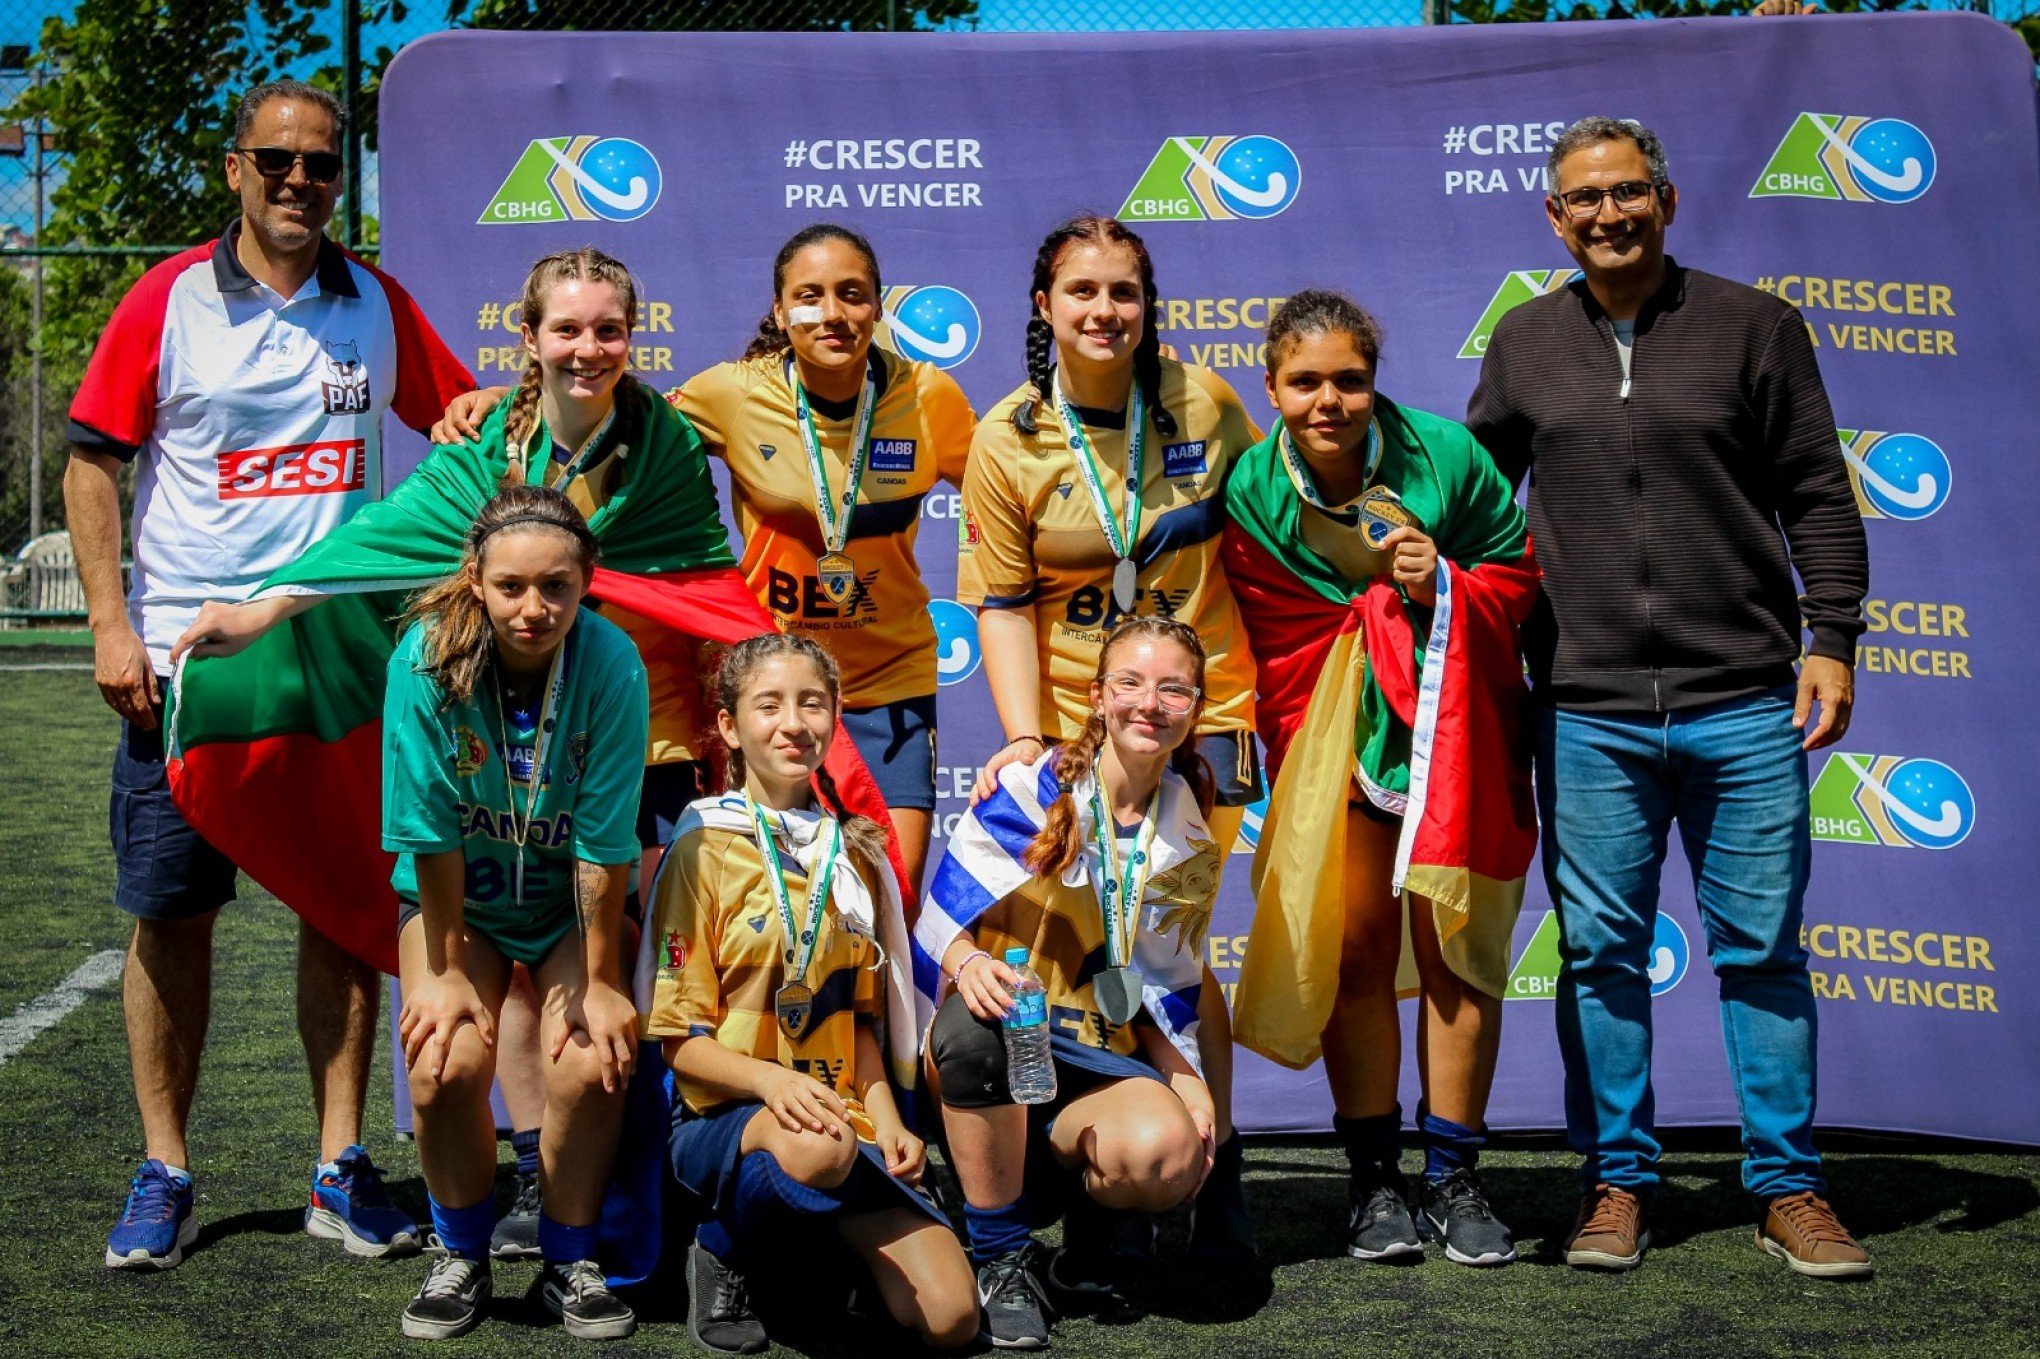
[481,136,663,225]
[1120,135,1302,222]
[929,599,981,687]
[880,286,982,370]
[1811,753,1976,850]
[1508,910,1690,1000]
[1457,269,1582,360]
[1838,430,1951,522]
[1752,114,1936,205]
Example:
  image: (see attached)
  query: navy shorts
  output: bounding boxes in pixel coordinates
[841,695,938,812]
[637,759,714,849]
[1195,730,1266,808]
[111,701,237,921]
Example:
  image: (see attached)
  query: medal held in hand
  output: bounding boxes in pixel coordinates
[789,357,878,607]
[1360,485,1417,550]
[1087,778,1163,1026]
[1056,377,1147,614]
[745,792,843,1039]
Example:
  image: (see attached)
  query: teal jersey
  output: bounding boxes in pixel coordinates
[382,608,650,925]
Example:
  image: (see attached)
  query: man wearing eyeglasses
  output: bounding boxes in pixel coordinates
[1467,117,1869,1279]
[64,79,473,1271]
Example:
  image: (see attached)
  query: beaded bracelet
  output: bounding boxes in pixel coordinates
[950,948,993,986]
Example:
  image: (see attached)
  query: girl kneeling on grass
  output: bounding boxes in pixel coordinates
[642,633,976,1356]
[917,616,1231,1350]
[386,485,648,1341]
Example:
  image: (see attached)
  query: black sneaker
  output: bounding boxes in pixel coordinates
[686,1239,767,1355]
[402,1255,492,1341]
[976,1241,1052,1350]
[1347,1167,1423,1262]
[491,1171,541,1260]
[541,1258,637,1340]
[1418,1168,1517,1267]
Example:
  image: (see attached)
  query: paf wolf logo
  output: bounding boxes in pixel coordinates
[480,136,663,224]
[1458,270,1581,359]
[1751,114,1936,205]
[1837,429,1951,522]
[878,285,982,370]
[320,340,371,415]
[1810,753,1975,850]
[1120,136,1302,222]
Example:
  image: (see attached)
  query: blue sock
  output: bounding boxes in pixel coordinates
[695,1217,737,1262]
[537,1213,599,1265]
[1420,1106,1486,1182]
[428,1194,496,1261]
[963,1198,1032,1266]
[510,1128,541,1178]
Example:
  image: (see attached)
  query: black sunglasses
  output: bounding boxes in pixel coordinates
[235,146,343,185]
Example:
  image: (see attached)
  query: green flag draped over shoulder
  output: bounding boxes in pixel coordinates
[166,380,736,972]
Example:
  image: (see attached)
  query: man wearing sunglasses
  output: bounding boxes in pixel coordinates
[1467,117,1870,1280]
[64,79,474,1272]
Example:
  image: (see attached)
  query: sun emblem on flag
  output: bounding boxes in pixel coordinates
[1147,837,1220,953]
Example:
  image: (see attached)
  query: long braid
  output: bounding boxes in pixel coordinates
[1133,318,1178,439]
[1022,711,1107,879]
[1013,215,1177,438]
[814,765,891,891]
[498,360,546,488]
[1014,315,1055,436]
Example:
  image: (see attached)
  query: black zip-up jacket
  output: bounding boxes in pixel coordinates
[1467,260,1868,713]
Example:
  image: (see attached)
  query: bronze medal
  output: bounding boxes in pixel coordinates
[816,551,858,605]
[775,981,816,1039]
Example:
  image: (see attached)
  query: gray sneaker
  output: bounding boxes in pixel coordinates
[402,1255,492,1341]
[490,1171,541,1260]
[1418,1168,1517,1267]
[687,1239,767,1354]
[541,1257,637,1340]
[976,1241,1052,1349]
[1347,1168,1423,1262]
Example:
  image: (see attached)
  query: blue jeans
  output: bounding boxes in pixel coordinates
[1535,686,1824,1200]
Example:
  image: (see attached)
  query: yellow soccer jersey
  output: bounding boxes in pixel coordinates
[957,360,1260,739]
[672,353,973,707]
[644,818,883,1140]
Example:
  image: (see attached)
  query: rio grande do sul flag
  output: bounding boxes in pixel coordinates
[1220,406,1540,1068]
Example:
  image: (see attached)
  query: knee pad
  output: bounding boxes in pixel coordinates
[929,989,1012,1109]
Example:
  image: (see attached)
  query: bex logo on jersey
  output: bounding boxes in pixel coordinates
[767,565,877,619]
[869,438,917,473]
[217,439,367,500]
[1752,114,1936,205]
[1067,587,1191,630]
[929,599,982,686]
[481,136,663,225]
[1811,753,1975,850]
[1507,910,1690,1000]
[320,340,370,415]
[1162,440,1208,479]
[878,285,982,370]
[1458,269,1581,359]
[1837,429,1951,522]
[1120,136,1302,222]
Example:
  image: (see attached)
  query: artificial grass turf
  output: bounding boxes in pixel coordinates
[2,665,2035,1357]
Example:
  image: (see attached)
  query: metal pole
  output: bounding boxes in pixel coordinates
[28,63,43,541]
[342,0,362,251]
[1422,0,1450,23]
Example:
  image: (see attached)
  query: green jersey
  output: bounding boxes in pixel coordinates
[381,608,649,934]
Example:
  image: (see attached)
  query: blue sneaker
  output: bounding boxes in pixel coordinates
[106,1159,197,1270]
[305,1145,421,1258]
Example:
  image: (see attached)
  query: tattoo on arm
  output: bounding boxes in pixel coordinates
[575,860,605,940]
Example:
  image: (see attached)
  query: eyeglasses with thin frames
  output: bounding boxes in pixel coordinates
[1553,180,1657,218]
[235,146,344,185]
[1101,671,1201,715]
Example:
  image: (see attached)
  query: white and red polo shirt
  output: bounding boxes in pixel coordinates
[68,221,474,670]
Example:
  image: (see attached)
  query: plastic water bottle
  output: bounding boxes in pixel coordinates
[1000,947,1056,1105]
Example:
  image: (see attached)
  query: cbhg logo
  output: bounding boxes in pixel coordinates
[1457,269,1580,359]
[480,136,663,225]
[1838,429,1951,522]
[1120,136,1302,223]
[879,285,981,370]
[1506,910,1690,1000]
[1752,114,1936,205]
[1810,753,1975,850]
[929,599,981,687]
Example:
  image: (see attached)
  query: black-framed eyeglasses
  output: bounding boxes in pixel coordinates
[1554,180,1657,218]
[235,146,343,185]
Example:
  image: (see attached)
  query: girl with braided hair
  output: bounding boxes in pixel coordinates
[383,486,648,1342]
[914,616,1232,1348]
[956,214,1263,1272]
[643,633,975,1356]
[437,225,975,891]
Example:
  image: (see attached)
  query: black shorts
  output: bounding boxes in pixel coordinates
[111,698,237,920]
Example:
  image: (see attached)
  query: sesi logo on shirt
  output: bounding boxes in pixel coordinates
[216,439,367,500]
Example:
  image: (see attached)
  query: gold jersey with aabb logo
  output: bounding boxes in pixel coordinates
[643,820,884,1141]
[957,359,1260,738]
[672,352,973,707]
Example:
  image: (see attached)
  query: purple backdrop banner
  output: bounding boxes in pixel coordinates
[380,14,2040,1142]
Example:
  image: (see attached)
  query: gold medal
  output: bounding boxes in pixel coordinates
[775,981,816,1039]
[816,551,858,605]
[1359,486,1417,550]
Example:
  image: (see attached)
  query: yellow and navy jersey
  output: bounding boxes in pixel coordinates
[671,352,974,707]
[957,359,1260,739]
[643,818,883,1140]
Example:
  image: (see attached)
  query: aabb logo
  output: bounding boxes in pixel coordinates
[1810,753,1976,850]
[1751,114,1936,205]
[1119,136,1302,223]
[217,439,366,500]
[878,285,982,370]
[1837,429,1951,522]
[480,136,662,225]
[1458,269,1580,359]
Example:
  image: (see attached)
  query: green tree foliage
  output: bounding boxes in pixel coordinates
[1452,0,1926,22]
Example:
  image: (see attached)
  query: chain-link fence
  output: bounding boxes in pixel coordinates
[1,0,2035,621]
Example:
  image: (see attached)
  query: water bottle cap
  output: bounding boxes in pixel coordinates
[1002,947,1029,967]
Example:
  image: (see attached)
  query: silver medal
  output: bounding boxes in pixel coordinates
[1094,965,1141,1026]
[1112,557,1137,612]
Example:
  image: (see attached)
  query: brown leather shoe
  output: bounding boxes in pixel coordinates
[1758,1191,1873,1279]
[1564,1183,1648,1270]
